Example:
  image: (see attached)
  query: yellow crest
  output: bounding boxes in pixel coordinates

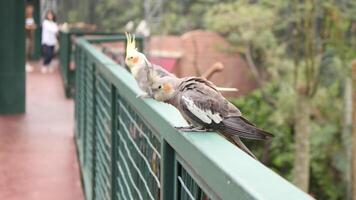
[125,32,137,53]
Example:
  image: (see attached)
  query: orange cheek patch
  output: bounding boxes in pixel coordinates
[163,84,172,93]
[133,57,139,64]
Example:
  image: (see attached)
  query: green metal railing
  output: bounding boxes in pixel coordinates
[74,36,314,200]
[59,30,124,98]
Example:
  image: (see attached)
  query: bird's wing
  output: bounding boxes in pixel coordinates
[178,82,230,125]
[179,77,219,92]
[178,77,273,140]
[220,116,273,140]
[179,77,241,118]
[152,63,175,77]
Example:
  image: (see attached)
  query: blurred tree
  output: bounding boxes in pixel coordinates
[58,0,143,31]
[58,0,234,34]
[94,0,143,31]
[206,0,356,198]
[57,0,90,23]
[321,3,356,199]
[352,60,356,200]
[160,0,236,34]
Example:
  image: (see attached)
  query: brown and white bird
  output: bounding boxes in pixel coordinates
[150,76,273,158]
[125,33,175,97]
[125,33,237,97]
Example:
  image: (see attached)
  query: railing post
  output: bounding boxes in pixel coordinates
[59,31,71,97]
[76,45,85,166]
[111,85,118,200]
[137,37,145,53]
[67,33,74,97]
[161,140,176,200]
[90,63,98,200]
[0,0,25,114]
[74,44,79,135]
[82,52,88,169]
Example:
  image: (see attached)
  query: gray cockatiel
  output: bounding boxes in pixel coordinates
[150,76,273,159]
[125,33,175,97]
[125,33,237,97]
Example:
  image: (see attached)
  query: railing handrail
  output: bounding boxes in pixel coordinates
[86,35,144,44]
[60,29,123,36]
[59,31,130,98]
[76,37,314,200]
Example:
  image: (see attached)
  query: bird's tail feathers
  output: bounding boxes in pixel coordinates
[229,136,257,159]
[220,116,273,140]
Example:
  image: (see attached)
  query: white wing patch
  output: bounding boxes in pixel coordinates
[182,96,223,124]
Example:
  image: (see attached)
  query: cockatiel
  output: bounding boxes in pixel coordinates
[125,33,238,97]
[125,33,175,97]
[150,75,273,159]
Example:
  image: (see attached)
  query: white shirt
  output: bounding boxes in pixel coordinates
[26,18,35,26]
[41,19,58,46]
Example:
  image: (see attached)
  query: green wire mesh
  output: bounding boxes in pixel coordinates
[94,73,112,200]
[176,162,211,200]
[115,93,161,200]
[83,61,96,199]
[75,46,85,166]
[74,47,213,200]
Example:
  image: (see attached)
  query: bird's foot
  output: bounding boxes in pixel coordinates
[175,126,207,132]
[136,93,152,99]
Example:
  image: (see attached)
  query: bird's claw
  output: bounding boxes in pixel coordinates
[175,126,206,132]
[136,93,151,99]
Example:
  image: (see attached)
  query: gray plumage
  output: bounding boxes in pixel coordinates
[151,76,273,158]
[125,32,175,96]
[131,61,175,95]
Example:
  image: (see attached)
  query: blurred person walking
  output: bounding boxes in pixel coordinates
[41,10,58,74]
[25,3,36,72]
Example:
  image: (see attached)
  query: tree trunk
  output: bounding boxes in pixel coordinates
[343,75,353,200]
[352,60,356,200]
[293,96,311,192]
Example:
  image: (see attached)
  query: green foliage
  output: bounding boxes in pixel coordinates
[58,0,143,31]
[58,0,235,34]
[229,85,295,179]
[160,0,232,35]
[318,48,343,87]
[230,73,346,199]
[206,0,356,199]
[205,1,276,51]
[94,0,143,31]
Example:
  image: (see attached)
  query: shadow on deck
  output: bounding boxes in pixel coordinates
[0,60,84,200]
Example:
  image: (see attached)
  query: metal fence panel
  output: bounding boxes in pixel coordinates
[94,72,112,200]
[115,94,161,200]
[59,31,126,98]
[74,37,314,200]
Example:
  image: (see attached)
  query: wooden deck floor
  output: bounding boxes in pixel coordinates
[0,61,84,200]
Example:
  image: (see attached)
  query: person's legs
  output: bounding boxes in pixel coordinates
[42,45,50,73]
[47,46,55,73]
[48,46,54,64]
[25,36,34,72]
[43,45,51,66]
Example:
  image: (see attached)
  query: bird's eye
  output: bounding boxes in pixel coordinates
[129,56,133,59]
[158,85,162,89]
